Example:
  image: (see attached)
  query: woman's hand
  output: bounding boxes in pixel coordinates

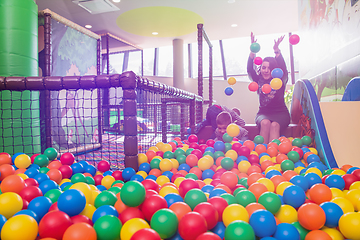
[251,32,257,44]
[273,35,285,51]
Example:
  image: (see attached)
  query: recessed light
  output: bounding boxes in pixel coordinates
[228,0,235,3]
[152,32,158,35]
[113,0,121,2]
[85,24,92,29]
[231,24,238,27]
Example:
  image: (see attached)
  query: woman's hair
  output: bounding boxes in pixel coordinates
[216,111,232,126]
[262,57,278,72]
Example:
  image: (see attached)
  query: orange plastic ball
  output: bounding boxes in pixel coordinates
[0,153,12,165]
[278,142,292,154]
[0,164,16,181]
[247,172,264,186]
[282,170,298,181]
[220,171,239,189]
[186,154,198,168]
[276,154,288,164]
[255,144,267,155]
[305,230,332,240]
[270,175,287,189]
[245,202,266,216]
[248,182,268,200]
[308,183,332,204]
[243,140,255,151]
[298,203,326,230]
[247,165,262,175]
[266,147,278,158]
[46,169,63,184]
[48,160,62,169]
[169,202,192,221]
[0,175,26,194]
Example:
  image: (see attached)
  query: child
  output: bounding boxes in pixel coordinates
[214,111,248,142]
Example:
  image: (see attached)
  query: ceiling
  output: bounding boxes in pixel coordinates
[35,0,299,50]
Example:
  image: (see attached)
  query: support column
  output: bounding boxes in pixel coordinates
[173,39,185,90]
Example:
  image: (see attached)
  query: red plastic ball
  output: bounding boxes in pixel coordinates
[19,186,43,202]
[193,202,219,229]
[58,165,73,179]
[351,169,360,180]
[60,152,75,165]
[97,160,110,172]
[191,149,203,160]
[262,84,272,94]
[112,170,123,181]
[206,139,215,147]
[289,34,300,45]
[189,142,199,150]
[231,142,243,152]
[140,194,168,221]
[38,210,73,239]
[179,179,199,197]
[248,82,259,92]
[24,178,39,187]
[188,134,198,143]
[178,212,207,240]
[93,174,104,186]
[130,228,161,240]
[342,174,358,190]
[70,214,93,226]
[119,207,145,225]
[207,196,228,221]
[141,179,160,192]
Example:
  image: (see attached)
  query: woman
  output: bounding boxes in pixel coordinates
[247,32,290,143]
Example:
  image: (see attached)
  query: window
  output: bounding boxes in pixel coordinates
[143,48,154,76]
[127,51,142,75]
[157,46,173,77]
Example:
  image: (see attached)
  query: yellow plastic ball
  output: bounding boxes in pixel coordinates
[80,203,97,220]
[305,167,323,177]
[14,154,31,169]
[170,158,179,169]
[203,178,212,185]
[338,212,360,240]
[265,165,278,175]
[257,178,275,192]
[137,171,148,179]
[276,181,293,196]
[148,146,159,152]
[156,142,164,150]
[156,175,170,187]
[120,218,150,240]
[330,188,345,199]
[321,227,345,240]
[259,155,272,164]
[309,147,318,155]
[349,181,360,190]
[294,166,305,174]
[60,178,71,186]
[17,173,29,180]
[90,190,101,205]
[101,175,116,189]
[225,149,238,161]
[345,189,360,211]
[238,160,251,173]
[174,177,185,188]
[89,184,98,191]
[161,144,173,153]
[275,204,298,223]
[138,153,148,165]
[198,157,212,171]
[0,192,23,219]
[331,197,354,214]
[227,77,236,85]
[270,157,277,163]
[331,169,346,176]
[250,151,259,156]
[1,215,38,240]
[159,159,173,172]
[222,204,249,226]
[270,78,282,90]
[226,123,240,138]
[70,182,92,203]
[159,185,179,197]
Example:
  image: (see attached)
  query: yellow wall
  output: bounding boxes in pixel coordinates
[319,102,360,168]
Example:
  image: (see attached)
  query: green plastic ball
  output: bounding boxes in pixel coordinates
[176,155,187,165]
[250,42,261,53]
[220,193,237,205]
[111,180,124,187]
[184,188,207,210]
[120,181,146,207]
[174,148,186,158]
[291,221,309,240]
[43,147,58,161]
[224,142,232,152]
[271,139,281,145]
[39,167,49,174]
[235,190,256,207]
[225,220,255,240]
[185,173,198,180]
[238,178,249,188]
[203,151,214,159]
[292,138,303,147]
[221,157,234,170]
[254,135,264,144]
[214,151,225,160]
[150,209,178,239]
[301,136,312,146]
[281,159,295,171]
[287,151,300,163]
[93,215,122,240]
[233,187,247,196]
[150,158,161,169]
[71,173,87,184]
[108,186,121,195]
[185,148,194,156]
[163,151,174,159]
[44,189,62,203]
[94,191,117,208]
[33,154,49,167]
[258,192,282,214]
[85,176,95,185]
[222,133,233,143]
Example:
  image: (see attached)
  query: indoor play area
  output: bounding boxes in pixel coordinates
[1,0,360,240]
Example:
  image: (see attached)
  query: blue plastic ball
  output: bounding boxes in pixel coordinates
[96,185,107,191]
[273,223,300,240]
[201,185,214,194]
[214,141,225,152]
[27,196,52,220]
[265,169,282,179]
[164,193,184,207]
[39,179,60,194]
[306,154,321,164]
[130,174,144,182]
[225,87,234,96]
[211,221,226,239]
[320,201,344,228]
[209,188,227,198]
[236,156,248,165]
[162,171,174,180]
[24,167,40,178]
[324,174,345,190]
[0,214,7,231]
[204,147,215,153]
[57,189,86,217]
[71,162,85,174]
[33,173,50,184]
[103,170,113,176]
[145,175,157,181]
[178,163,191,172]
[249,209,277,238]
[282,185,306,208]
[92,205,119,223]
[289,175,309,192]
[271,68,284,78]
[60,182,73,191]
[202,169,215,179]
[347,166,360,174]
[139,162,151,173]
[122,167,136,181]
[85,164,97,176]
[304,172,322,188]
[14,209,39,223]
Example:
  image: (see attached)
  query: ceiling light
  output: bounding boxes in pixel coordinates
[112,0,120,2]
[85,24,92,29]
[231,24,237,27]
[152,32,159,35]
[228,0,235,3]
[72,0,120,15]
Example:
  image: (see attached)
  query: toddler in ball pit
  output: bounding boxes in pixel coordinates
[214,111,248,142]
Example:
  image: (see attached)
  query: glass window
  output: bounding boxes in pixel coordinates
[158,46,173,77]
[108,52,124,74]
[143,48,154,76]
[127,50,142,75]
[183,44,189,78]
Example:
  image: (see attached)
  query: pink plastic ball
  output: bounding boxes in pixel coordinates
[289,34,300,45]
[60,152,75,165]
[188,134,198,143]
[254,57,263,65]
[97,160,110,172]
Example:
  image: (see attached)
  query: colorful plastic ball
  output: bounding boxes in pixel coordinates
[226,123,240,138]
[121,217,151,240]
[273,222,300,240]
[193,202,218,230]
[92,205,119,223]
[248,82,259,92]
[14,154,31,169]
[150,209,178,239]
[305,172,323,188]
[130,228,161,240]
[188,134,198,143]
[0,152,12,165]
[178,212,207,240]
[306,154,320,164]
[223,204,249,226]
[0,192,23,219]
[319,201,343,228]
[94,215,122,240]
[254,56,262,65]
[27,196,52,220]
[331,197,354,214]
[283,185,306,208]
[0,215,38,240]
[309,183,332,204]
[1,174,27,194]
[57,189,86,217]
[249,209,277,238]
[222,133,233,143]
[298,203,326,230]
[60,152,75,165]
[338,212,360,240]
[139,194,168,221]
[33,154,49,168]
[62,222,97,240]
[57,165,72,179]
[227,77,236,85]
[184,188,207,210]
[224,86,234,96]
[38,210,72,239]
[275,204,298,224]
[225,220,255,240]
[270,77,283,90]
[97,160,110,172]
[179,178,199,197]
[289,175,309,192]
[250,42,261,53]
[220,157,234,171]
[213,141,225,152]
[94,191,117,208]
[271,67,284,78]
[43,147,58,161]
[262,84,272,94]
[120,181,146,207]
[289,34,300,45]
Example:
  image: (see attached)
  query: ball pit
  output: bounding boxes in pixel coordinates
[0,136,359,240]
